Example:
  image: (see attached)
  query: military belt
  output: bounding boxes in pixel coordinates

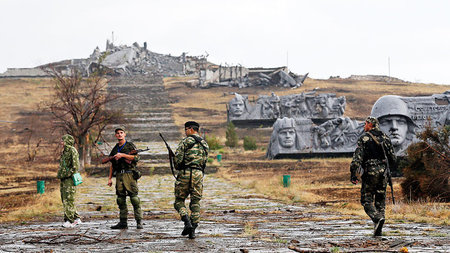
[186,166,202,171]
[118,170,133,174]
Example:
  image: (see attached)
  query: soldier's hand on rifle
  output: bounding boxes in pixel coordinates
[107,178,113,187]
[114,153,124,160]
[351,174,359,184]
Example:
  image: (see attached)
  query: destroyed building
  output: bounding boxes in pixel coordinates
[0,40,202,78]
[0,40,309,89]
[197,65,308,89]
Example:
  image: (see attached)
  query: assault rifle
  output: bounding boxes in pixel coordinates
[101,147,149,164]
[380,142,395,205]
[159,133,177,179]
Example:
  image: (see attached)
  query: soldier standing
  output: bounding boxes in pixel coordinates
[174,121,209,239]
[350,116,397,236]
[57,134,82,228]
[107,127,143,229]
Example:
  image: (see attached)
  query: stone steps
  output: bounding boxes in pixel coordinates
[103,75,181,169]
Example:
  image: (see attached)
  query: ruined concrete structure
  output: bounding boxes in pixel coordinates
[267,91,450,159]
[228,91,346,127]
[1,41,308,89]
[198,65,308,89]
[0,40,201,78]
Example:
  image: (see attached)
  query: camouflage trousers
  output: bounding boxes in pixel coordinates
[60,178,80,223]
[174,169,204,224]
[116,172,142,221]
[361,164,387,223]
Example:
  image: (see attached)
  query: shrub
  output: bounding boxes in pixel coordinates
[205,134,223,150]
[225,122,239,148]
[401,124,449,202]
[243,136,257,150]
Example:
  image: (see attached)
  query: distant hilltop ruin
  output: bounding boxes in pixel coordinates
[329,74,407,83]
[0,40,308,89]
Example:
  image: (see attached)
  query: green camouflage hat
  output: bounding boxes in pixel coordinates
[365,116,380,129]
[115,126,126,133]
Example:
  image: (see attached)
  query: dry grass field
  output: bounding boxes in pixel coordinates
[0,78,61,221]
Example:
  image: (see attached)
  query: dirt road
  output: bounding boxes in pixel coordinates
[0,175,448,252]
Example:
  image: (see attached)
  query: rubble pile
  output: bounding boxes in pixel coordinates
[0,40,309,88]
[198,65,308,89]
[90,41,185,77]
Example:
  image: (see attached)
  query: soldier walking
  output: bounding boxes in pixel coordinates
[57,134,82,228]
[107,126,143,229]
[350,116,397,236]
[174,121,209,239]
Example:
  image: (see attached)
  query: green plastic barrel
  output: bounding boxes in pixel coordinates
[217,154,222,162]
[37,180,45,194]
[282,175,291,187]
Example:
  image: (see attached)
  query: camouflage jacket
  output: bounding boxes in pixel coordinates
[109,141,140,171]
[350,129,397,177]
[57,134,80,179]
[175,133,209,170]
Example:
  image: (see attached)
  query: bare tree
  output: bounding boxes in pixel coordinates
[46,67,122,170]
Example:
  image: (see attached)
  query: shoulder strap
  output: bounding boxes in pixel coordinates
[366,131,389,162]
[366,131,381,145]
[186,135,208,155]
[185,135,208,171]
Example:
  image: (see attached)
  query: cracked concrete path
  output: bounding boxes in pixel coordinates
[0,175,448,252]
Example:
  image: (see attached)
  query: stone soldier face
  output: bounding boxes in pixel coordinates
[230,99,245,116]
[278,127,296,148]
[379,115,408,146]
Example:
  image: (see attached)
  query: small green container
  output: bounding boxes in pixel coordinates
[217,154,222,162]
[37,180,45,194]
[282,175,291,188]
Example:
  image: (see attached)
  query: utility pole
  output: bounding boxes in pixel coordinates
[388,56,391,83]
[286,51,289,71]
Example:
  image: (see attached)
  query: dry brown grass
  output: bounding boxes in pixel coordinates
[1,188,61,223]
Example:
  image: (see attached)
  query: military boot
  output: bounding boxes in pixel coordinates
[189,223,198,239]
[111,219,128,229]
[136,219,143,229]
[374,218,385,236]
[181,215,193,236]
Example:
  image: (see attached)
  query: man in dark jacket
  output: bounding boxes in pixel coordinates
[107,126,143,229]
[350,116,397,236]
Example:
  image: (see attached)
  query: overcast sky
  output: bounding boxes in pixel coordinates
[1,0,449,84]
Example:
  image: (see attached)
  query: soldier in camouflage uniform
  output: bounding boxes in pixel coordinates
[174,121,209,239]
[57,134,82,228]
[350,116,397,236]
[107,126,143,229]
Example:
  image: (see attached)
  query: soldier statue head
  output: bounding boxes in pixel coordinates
[371,95,416,153]
[267,117,305,158]
[229,93,249,118]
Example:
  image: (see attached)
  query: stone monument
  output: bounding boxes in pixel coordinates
[228,92,347,127]
[267,91,450,159]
